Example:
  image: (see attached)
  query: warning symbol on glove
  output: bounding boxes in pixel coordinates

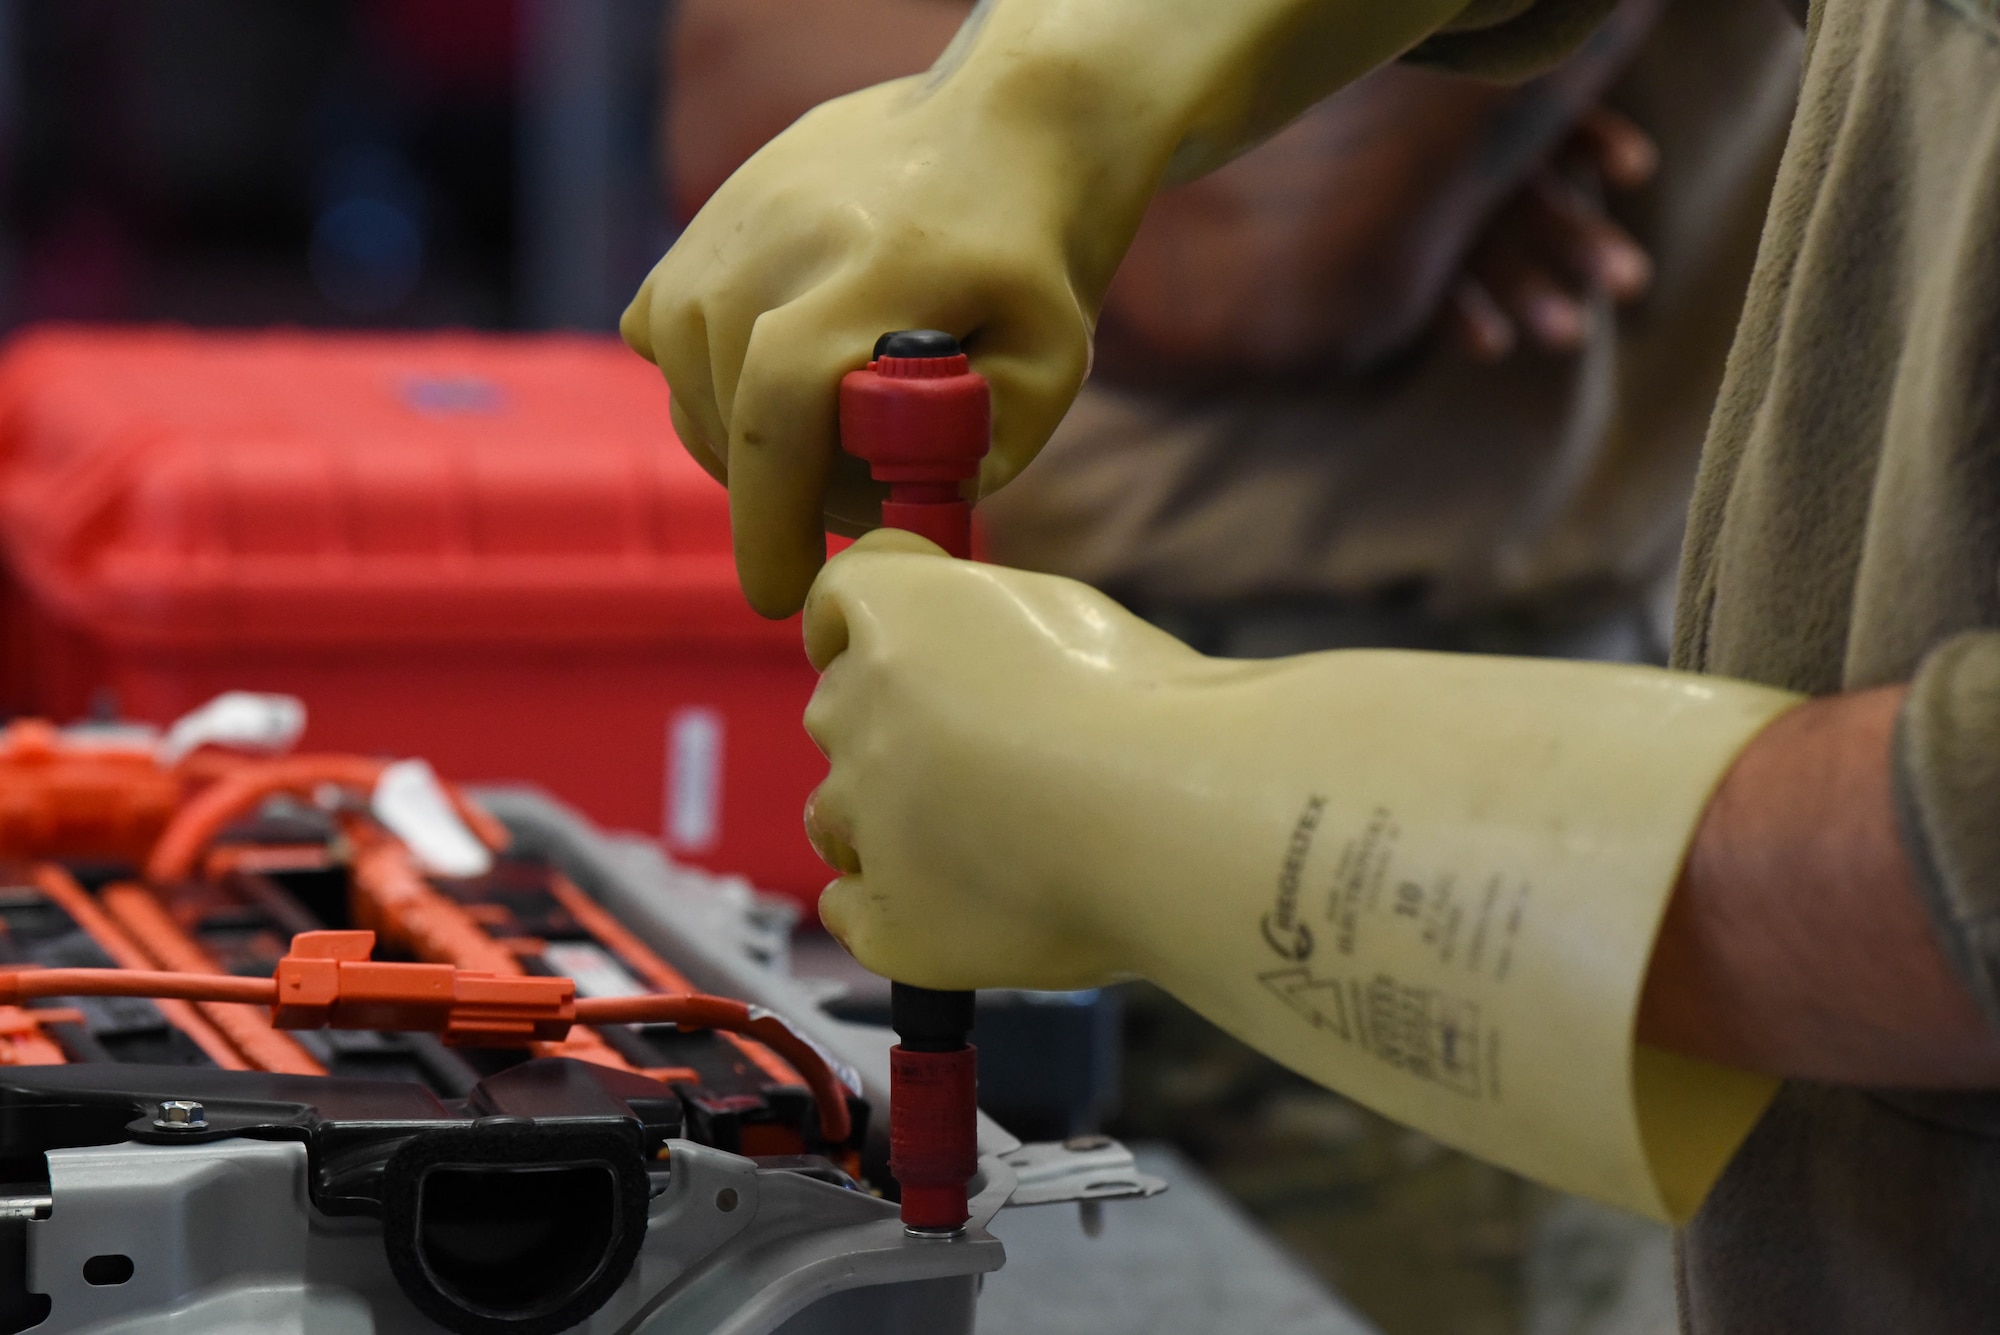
[1262,966,1485,1099]
[1259,967,1353,1042]
[1361,974,1482,1097]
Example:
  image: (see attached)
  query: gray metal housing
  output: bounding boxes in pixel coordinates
[21,1135,1010,1334]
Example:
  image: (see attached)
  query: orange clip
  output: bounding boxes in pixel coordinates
[272,930,575,1046]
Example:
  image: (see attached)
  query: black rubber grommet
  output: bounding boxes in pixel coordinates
[380,1121,649,1335]
[872,329,961,359]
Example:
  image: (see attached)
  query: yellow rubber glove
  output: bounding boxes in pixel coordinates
[803,533,1801,1223]
[622,0,1472,616]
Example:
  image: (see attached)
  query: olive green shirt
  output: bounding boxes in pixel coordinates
[1437,0,2000,1330]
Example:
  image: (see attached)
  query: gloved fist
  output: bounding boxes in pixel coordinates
[623,74,1139,618]
[801,530,1203,990]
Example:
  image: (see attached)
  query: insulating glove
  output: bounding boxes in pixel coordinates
[622,0,1472,616]
[803,532,1802,1223]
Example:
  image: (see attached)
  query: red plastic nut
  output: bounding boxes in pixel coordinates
[838,352,989,484]
[272,930,575,1045]
[839,340,990,561]
[889,1044,979,1232]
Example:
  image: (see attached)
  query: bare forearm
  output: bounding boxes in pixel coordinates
[1638,685,2000,1086]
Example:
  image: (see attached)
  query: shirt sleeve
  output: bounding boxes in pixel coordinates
[1406,0,1627,81]
[1894,631,2000,1028]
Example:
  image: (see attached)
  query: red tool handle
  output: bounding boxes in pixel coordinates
[839,329,988,562]
[839,330,988,1235]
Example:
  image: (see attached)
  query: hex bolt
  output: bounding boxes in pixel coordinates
[153,1100,207,1132]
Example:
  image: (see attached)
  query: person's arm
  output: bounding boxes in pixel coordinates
[1640,685,2000,1085]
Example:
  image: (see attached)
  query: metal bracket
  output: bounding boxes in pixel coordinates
[996,1136,1169,1209]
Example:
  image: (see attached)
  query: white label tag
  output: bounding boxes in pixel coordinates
[665,707,725,852]
[542,941,648,999]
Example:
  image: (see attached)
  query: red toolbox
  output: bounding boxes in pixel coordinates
[0,325,832,902]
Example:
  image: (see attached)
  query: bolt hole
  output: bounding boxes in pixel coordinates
[83,1254,133,1286]
[715,1188,739,1213]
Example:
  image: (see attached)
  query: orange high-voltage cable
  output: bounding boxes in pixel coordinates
[539,870,804,1090]
[344,832,642,1075]
[31,865,250,1070]
[3,722,827,1117]
[0,721,183,864]
[0,1005,78,1066]
[144,758,644,1077]
[52,738,811,1098]
[145,754,509,886]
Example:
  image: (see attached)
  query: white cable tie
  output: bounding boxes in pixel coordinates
[157,692,306,764]
[371,759,494,879]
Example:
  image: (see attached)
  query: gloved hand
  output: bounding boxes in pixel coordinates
[623,0,1470,616]
[803,533,1801,1222]
[803,530,1203,991]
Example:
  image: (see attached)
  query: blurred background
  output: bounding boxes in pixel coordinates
[0,3,1810,1333]
[0,0,668,335]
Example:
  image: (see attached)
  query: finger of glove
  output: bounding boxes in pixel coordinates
[803,781,861,876]
[966,286,1093,499]
[802,560,856,673]
[801,532,948,671]
[801,642,884,768]
[851,529,949,559]
[670,397,728,487]
[624,265,734,484]
[618,281,656,361]
[726,304,859,618]
[816,873,867,956]
[643,292,735,493]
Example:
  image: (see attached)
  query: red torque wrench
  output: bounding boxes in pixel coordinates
[838,329,988,1236]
